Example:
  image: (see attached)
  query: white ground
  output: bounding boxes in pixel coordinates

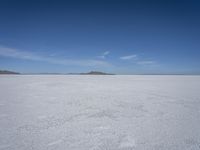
[0,75,200,150]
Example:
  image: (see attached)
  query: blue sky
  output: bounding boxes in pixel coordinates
[0,0,200,74]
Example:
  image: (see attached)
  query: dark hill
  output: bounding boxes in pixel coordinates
[80,71,114,75]
[0,70,20,74]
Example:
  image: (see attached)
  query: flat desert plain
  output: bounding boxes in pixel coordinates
[0,75,200,150]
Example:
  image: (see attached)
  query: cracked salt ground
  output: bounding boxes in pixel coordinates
[0,75,200,150]
[37,115,48,120]
[47,139,63,147]
[118,136,136,149]
[0,114,8,118]
[0,145,10,149]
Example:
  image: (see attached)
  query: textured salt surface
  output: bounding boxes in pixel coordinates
[0,75,200,150]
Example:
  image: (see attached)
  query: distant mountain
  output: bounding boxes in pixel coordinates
[80,71,114,75]
[0,70,20,74]
[0,70,114,75]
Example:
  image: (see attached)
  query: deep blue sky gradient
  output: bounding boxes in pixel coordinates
[0,0,200,74]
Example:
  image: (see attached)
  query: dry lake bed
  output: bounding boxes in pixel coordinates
[0,75,200,150]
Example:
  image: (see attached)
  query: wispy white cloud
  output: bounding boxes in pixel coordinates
[137,61,155,65]
[120,53,156,66]
[0,46,111,67]
[120,54,137,60]
[103,51,110,55]
[98,51,110,59]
